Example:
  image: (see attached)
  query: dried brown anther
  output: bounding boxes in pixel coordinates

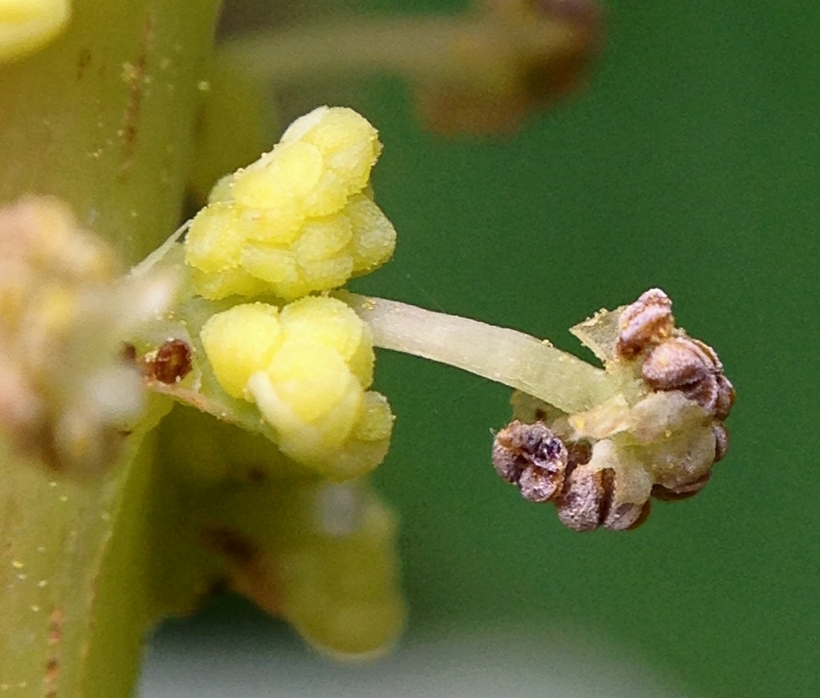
[615,288,674,359]
[556,464,650,532]
[492,420,568,502]
[713,375,736,422]
[712,422,729,463]
[651,472,711,501]
[641,336,735,419]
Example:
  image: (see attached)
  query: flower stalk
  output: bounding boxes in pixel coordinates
[342,292,616,414]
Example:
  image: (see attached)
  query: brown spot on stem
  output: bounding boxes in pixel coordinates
[120,342,137,363]
[44,657,59,693]
[119,10,155,180]
[201,528,285,617]
[247,466,267,485]
[48,609,63,646]
[77,48,91,80]
[44,609,64,697]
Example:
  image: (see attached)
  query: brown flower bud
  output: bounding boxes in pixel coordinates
[641,336,734,420]
[615,288,674,359]
[492,420,568,502]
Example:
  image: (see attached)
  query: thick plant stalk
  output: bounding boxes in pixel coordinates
[0,0,220,260]
[0,1,221,696]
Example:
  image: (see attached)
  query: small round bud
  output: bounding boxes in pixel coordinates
[492,420,568,503]
[185,107,394,301]
[615,288,674,359]
[200,303,284,399]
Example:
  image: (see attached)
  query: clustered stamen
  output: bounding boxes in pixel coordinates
[493,288,735,532]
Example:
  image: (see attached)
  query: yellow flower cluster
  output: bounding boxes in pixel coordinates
[200,295,394,480]
[185,106,397,301]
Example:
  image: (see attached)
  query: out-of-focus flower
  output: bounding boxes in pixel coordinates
[0,196,177,475]
[0,0,71,63]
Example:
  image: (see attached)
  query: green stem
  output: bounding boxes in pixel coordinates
[344,293,616,414]
[0,0,221,260]
[0,1,221,696]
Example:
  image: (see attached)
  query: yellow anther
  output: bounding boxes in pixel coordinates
[280,296,374,387]
[185,106,395,301]
[200,303,284,399]
[199,295,390,478]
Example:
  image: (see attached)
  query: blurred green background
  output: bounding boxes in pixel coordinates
[144,1,820,696]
